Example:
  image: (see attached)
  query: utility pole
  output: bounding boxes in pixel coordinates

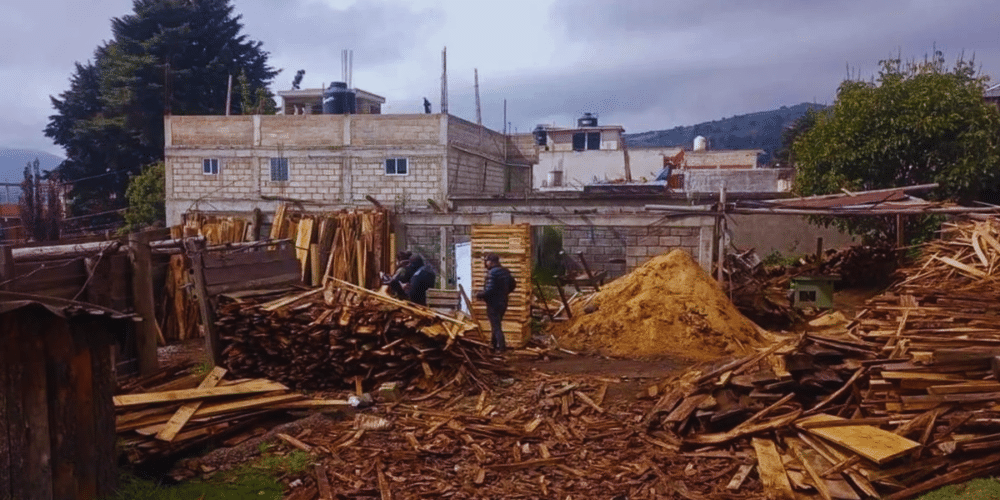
[474,68,482,125]
[225,74,232,116]
[441,47,448,114]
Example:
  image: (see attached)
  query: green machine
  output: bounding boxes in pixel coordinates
[790,275,839,309]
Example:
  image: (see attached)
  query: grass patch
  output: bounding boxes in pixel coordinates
[105,450,312,500]
[917,478,1000,500]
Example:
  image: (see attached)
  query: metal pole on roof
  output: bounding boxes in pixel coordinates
[441,47,448,114]
[474,68,482,125]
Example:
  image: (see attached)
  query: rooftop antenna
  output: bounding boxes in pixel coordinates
[474,68,482,125]
[440,47,448,114]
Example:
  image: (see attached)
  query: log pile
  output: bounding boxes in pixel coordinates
[217,279,504,392]
[644,218,1000,500]
[115,364,347,465]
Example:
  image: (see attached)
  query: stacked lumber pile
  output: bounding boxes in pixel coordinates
[645,218,1000,500]
[174,213,252,245]
[471,224,532,348]
[269,204,391,288]
[115,364,347,465]
[217,279,503,392]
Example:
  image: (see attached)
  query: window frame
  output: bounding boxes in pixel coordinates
[202,158,219,175]
[385,157,409,176]
[269,157,289,182]
[586,132,601,150]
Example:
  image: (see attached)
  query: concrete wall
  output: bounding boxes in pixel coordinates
[164,114,527,225]
[682,168,793,193]
[560,224,703,279]
[628,147,685,180]
[685,150,760,169]
[446,116,530,197]
[728,214,857,257]
[535,150,627,188]
[400,212,716,286]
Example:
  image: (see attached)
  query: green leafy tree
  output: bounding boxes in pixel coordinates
[45,0,277,220]
[793,51,1000,243]
[123,162,166,232]
[18,159,63,242]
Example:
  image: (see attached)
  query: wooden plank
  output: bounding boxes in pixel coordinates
[113,380,287,407]
[726,464,754,491]
[116,393,303,431]
[665,394,708,423]
[155,366,226,441]
[21,314,54,498]
[791,440,859,500]
[129,231,159,375]
[0,315,12,499]
[45,318,79,500]
[796,414,919,465]
[315,465,334,500]
[927,382,1000,395]
[185,238,219,366]
[751,438,794,500]
[88,326,118,497]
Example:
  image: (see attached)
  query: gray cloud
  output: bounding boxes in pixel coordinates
[238,0,443,86]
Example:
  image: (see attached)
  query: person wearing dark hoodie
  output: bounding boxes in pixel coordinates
[475,253,516,353]
[386,250,414,299]
[404,255,436,306]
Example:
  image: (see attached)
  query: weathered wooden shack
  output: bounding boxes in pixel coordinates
[0,292,130,500]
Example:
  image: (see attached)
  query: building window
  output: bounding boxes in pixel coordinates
[385,158,408,175]
[202,158,219,175]
[572,132,601,151]
[587,132,600,150]
[270,158,289,181]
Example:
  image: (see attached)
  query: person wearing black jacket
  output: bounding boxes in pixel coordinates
[475,253,515,353]
[386,251,414,299]
[405,255,436,306]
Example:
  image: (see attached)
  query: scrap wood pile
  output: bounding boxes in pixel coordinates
[725,244,897,328]
[176,374,757,500]
[644,218,1000,500]
[217,279,505,393]
[115,363,347,465]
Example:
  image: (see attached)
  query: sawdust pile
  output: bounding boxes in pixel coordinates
[554,249,762,360]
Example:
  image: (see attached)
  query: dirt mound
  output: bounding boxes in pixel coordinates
[553,249,762,360]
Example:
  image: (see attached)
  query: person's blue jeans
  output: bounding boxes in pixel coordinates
[486,303,507,352]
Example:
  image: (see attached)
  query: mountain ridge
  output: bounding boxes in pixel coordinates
[624,102,827,165]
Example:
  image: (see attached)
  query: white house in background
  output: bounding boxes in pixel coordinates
[531,113,787,193]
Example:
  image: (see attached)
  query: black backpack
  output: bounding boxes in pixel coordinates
[508,274,517,294]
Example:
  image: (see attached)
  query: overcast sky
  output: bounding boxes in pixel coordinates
[3,0,1000,157]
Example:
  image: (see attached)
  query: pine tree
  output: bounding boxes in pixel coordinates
[45,0,277,219]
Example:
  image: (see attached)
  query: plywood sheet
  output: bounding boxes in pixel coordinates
[796,414,920,465]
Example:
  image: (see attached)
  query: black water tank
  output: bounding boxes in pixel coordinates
[532,125,548,146]
[322,82,356,114]
[577,112,597,127]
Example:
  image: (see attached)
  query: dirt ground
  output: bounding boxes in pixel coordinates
[145,285,883,498]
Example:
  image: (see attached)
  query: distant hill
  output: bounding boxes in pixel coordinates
[0,148,64,203]
[625,102,827,165]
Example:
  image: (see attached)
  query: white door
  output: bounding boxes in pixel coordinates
[455,242,472,313]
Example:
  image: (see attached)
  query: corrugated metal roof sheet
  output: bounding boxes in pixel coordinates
[985,83,1000,98]
[0,291,133,320]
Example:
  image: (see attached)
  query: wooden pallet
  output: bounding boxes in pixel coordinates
[471,224,532,348]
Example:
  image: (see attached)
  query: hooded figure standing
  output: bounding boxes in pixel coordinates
[404,255,436,306]
[475,253,516,353]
